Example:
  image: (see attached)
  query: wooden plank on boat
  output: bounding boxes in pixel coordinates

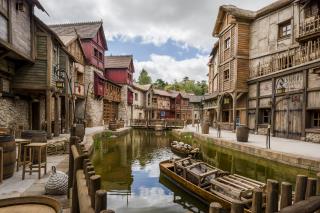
[216,177,250,191]
[232,174,266,187]
[223,176,257,190]
[228,175,264,188]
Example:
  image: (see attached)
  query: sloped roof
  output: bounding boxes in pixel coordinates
[213,0,294,36]
[189,95,203,103]
[29,0,48,14]
[133,83,151,91]
[49,21,107,49]
[59,35,77,46]
[105,55,133,69]
[153,89,178,98]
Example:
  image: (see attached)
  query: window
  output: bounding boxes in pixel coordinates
[135,93,138,101]
[259,109,271,124]
[279,20,291,39]
[94,48,99,58]
[312,110,320,128]
[223,69,230,81]
[98,52,103,60]
[222,111,230,122]
[224,37,231,49]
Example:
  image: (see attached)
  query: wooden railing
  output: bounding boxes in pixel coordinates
[299,16,320,38]
[131,119,185,129]
[69,127,114,213]
[209,174,320,213]
[249,38,320,78]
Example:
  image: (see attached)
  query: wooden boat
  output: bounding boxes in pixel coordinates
[160,157,266,212]
[170,141,200,158]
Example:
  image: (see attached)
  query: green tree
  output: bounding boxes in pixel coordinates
[137,69,152,85]
[154,79,168,89]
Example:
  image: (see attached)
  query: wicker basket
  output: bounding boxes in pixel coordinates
[45,166,68,195]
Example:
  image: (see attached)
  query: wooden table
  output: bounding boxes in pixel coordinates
[22,143,47,180]
[15,139,31,172]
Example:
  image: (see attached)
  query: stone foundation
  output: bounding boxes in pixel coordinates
[306,132,320,144]
[84,66,104,127]
[0,96,29,130]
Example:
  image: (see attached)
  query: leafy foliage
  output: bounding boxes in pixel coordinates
[137,69,152,85]
[164,77,208,95]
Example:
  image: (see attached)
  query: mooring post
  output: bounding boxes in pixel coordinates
[231,202,244,213]
[95,189,107,213]
[294,175,308,203]
[252,188,263,213]
[90,175,101,209]
[305,178,317,199]
[317,173,320,196]
[280,182,292,209]
[209,202,223,213]
[266,179,279,213]
[85,165,94,186]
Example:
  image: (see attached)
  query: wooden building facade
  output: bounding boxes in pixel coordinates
[209,0,320,142]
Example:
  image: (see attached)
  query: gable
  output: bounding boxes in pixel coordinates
[93,26,108,50]
[67,38,85,64]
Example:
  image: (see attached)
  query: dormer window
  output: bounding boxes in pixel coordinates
[279,20,291,39]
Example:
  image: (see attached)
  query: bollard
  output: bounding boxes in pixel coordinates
[252,188,263,213]
[294,175,308,203]
[280,182,292,209]
[305,178,317,199]
[85,165,94,186]
[209,202,223,213]
[266,179,279,213]
[231,202,244,213]
[95,189,107,213]
[90,175,101,209]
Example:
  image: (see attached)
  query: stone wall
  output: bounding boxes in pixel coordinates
[84,66,103,127]
[306,132,320,144]
[118,85,132,126]
[0,96,29,130]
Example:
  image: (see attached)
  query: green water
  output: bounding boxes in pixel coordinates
[92,130,316,213]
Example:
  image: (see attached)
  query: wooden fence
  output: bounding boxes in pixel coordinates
[209,174,320,213]
[131,119,185,129]
[250,38,320,78]
[68,126,114,213]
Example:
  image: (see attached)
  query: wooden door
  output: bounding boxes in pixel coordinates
[274,94,302,139]
[103,100,119,123]
[31,102,40,130]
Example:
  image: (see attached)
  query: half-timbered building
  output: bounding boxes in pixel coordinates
[50,21,108,127]
[0,0,47,136]
[210,0,320,142]
[104,55,135,125]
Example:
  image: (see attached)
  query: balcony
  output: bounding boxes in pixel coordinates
[249,39,320,79]
[298,16,320,42]
[74,83,85,97]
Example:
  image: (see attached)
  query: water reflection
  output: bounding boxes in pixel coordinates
[92,130,206,213]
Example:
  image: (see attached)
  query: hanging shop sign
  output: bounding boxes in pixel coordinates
[275,73,303,94]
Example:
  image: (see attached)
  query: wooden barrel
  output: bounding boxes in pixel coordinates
[109,121,117,131]
[0,196,62,213]
[236,126,249,142]
[0,135,16,179]
[21,130,47,143]
[202,122,209,134]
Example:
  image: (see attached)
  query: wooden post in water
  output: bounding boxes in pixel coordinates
[90,175,101,209]
[85,165,94,186]
[209,202,223,213]
[305,178,317,199]
[231,202,244,213]
[294,175,308,203]
[317,173,320,196]
[280,182,292,209]
[266,179,279,213]
[252,188,263,213]
[95,189,107,213]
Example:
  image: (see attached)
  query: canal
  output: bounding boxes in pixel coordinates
[92,129,316,213]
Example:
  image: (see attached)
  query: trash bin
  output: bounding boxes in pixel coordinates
[236,125,249,142]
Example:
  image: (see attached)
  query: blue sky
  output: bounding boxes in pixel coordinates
[108,37,205,61]
[36,0,276,82]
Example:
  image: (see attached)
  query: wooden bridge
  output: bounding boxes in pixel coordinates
[130,119,185,130]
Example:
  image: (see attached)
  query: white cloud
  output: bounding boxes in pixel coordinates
[36,0,276,51]
[134,54,208,83]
